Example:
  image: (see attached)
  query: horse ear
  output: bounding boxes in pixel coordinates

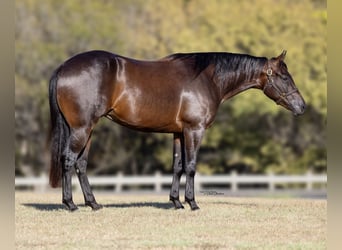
[277,50,287,61]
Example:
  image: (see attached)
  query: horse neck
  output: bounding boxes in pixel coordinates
[219,77,261,102]
[214,56,267,102]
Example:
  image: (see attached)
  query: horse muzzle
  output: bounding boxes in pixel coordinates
[289,98,306,116]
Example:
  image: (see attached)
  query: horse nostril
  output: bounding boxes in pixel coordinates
[302,103,306,111]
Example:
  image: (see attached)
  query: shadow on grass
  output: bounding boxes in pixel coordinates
[22,203,66,211]
[23,201,257,211]
[212,201,258,207]
[104,202,174,210]
[22,202,175,211]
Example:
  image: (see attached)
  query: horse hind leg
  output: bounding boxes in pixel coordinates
[62,127,99,211]
[62,148,78,211]
[75,134,103,211]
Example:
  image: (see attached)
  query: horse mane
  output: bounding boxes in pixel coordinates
[167,52,267,83]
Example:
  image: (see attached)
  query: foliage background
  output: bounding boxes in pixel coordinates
[15,0,326,177]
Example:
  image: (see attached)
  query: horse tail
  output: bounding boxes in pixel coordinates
[48,68,69,188]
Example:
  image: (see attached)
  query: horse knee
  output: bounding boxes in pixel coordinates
[185,161,196,177]
[173,159,183,176]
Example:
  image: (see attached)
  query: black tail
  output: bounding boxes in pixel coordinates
[48,69,69,188]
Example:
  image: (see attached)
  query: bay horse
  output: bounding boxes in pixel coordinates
[49,50,305,211]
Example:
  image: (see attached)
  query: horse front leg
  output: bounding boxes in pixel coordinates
[183,127,205,211]
[169,133,184,209]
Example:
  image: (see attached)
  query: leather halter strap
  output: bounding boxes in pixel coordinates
[263,67,298,105]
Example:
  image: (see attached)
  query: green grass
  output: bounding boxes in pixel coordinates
[15,192,326,249]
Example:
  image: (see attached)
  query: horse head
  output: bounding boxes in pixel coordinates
[262,50,306,115]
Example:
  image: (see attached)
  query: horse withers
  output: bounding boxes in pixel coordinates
[48,50,305,211]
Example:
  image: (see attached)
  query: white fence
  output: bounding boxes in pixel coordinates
[15,171,326,193]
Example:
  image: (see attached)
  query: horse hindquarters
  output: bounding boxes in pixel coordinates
[49,70,78,210]
[49,70,102,211]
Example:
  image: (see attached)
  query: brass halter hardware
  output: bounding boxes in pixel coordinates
[266,68,273,77]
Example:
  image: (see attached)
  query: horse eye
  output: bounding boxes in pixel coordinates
[279,74,288,81]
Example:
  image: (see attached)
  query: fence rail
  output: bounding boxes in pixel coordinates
[15,171,327,193]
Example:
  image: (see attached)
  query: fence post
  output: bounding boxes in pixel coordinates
[155,171,162,193]
[195,173,201,192]
[306,169,313,191]
[231,171,237,192]
[268,172,275,191]
[34,174,47,193]
[116,171,123,193]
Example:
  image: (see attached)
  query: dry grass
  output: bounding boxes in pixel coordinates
[15,191,326,249]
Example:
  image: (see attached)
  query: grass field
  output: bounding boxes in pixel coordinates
[15,191,326,249]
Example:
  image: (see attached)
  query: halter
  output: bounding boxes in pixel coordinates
[263,67,299,105]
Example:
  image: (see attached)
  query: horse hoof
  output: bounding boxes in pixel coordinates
[175,204,185,209]
[92,204,103,211]
[63,200,78,211]
[170,197,184,209]
[85,201,103,211]
[191,205,200,211]
[186,199,200,211]
[65,204,78,211]
[70,206,79,212]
